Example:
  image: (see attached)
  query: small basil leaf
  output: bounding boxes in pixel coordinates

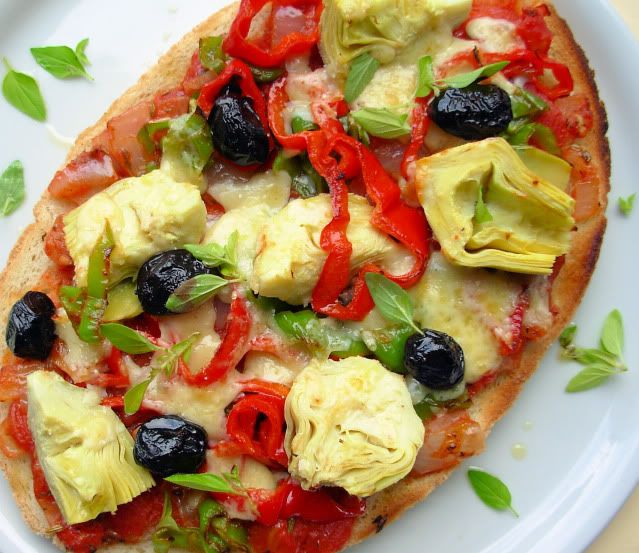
[571,347,618,367]
[184,242,229,268]
[467,468,518,517]
[0,160,25,217]
[351,108,411,139]
[31,46,92,80]
[619,194,635,217]
[165,473,243,495]
[100,323,159,354]
[2,58,46,121]
[416,55,436,98]
[75,38,90,67]
[565,364,626,393]
[600,309,624,359]
[344,52,380,103]
[166,274,231,314]
[365,273,421,334]
[441,61,509,89]
[559,323,577,348]
[123,379,152,415]
[153,333,201,377]
[474,185,493,224]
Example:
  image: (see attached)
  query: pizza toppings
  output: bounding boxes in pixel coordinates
[133,415,208,477]
[5,292,56,360]
[404,329,466,390]
[27,370,154,525]
[428,84,513,140]
[416,137,575,274]
[285,357,424,497]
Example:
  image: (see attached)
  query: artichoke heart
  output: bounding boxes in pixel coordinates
[27,370,155,525]
[64,169,206,287]
[320,0,472,70]
[285,357,424,497]
[415,138,575,275]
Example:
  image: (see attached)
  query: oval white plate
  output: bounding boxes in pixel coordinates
[0,1,637,552]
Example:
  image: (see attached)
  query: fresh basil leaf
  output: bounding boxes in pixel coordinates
[162,112,213,180]
[291,116,319,134]
[165,472,245,495]
[474,185,493,224]
[166,274,231,314]
[250,65,284,83]
[31,46,92,80]
[566,364,627,393]
[2,58,46,121]
[75,38,90,67]
[365,273,421,334]
[0,160,25,216]
[184,242,229,268]
[619,194,636,217]
[100,323,159,354]
[600,309,624,359]
[153,333,201,376]
[441,61,509,89]
[123,379,152,415]
[416,55,436,98]
[467,468,518,517]
[558,323,577,348]
[344,52,380,103]
[571,347,619,367]
[199,36,226,73]
[351,108,411,139]
[221,231,240,279]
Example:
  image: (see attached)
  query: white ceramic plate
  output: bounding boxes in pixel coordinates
[0,1,637,552]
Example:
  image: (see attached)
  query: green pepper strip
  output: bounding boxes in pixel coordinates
[368,325,414,374]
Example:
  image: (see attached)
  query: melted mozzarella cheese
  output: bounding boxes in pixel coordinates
[466,17,524,53]
[242,352,300,386]
[208,170,291,212]
[55,311,108,382]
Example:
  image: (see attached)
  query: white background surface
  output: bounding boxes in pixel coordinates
[0,1,637,552]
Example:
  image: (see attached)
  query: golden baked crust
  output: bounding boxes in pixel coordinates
[0,2,609,551]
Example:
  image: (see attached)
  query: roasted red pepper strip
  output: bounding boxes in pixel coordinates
[401,96,431,181]
[223,0,323,68]
[180,294,252,386]
[215,380,289,467]
[198,59,269,129]
[250,480,365,526]
[268,78,314,150]
[498,292,530,356]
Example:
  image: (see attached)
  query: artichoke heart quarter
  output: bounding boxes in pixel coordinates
[284,357,424,498]
[27,371,155,525]
[415,138,575,275]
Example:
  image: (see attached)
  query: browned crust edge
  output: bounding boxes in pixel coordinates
[0,2,610,552]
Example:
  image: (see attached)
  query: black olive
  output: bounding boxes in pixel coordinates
[428,84,513,140]
[5,292,56,360]
[136,250,211,315]
[404,329,465,390]
[134,415,208,477]
[209,77,270,166]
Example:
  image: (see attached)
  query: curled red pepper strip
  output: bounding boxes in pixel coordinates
[223,0,323,68]
[499,292,530,356]
[250,480,366,526]
[401,96,431,182]
[268,78,312,150]
[215,380,289,467]
[180,294,252,386]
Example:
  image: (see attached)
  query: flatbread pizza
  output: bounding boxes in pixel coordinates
[0,0,609,552]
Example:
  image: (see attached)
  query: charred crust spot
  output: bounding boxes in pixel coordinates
[585,223,605,275]
[373,515,388,533]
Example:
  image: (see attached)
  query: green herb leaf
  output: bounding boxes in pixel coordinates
[75,38,90,66]
[166,274,231,314]
[153,333,201,377]
[351,108,411,139]
[123,379,152,415]
[570,347,619,367]
[566,364,627,393]
[441,61,509,89]
[0,160,25,216]
[365,273,422,334]
[100,323,159,354]
[2,58,46,121]
[416,55,436,98]
[474,185,493,224]
[31,46,92,80]
[344,52,380,103]
[600,309,624,359]
[291,116,319,134]
[467,468,518,517]
[184,242,229,268]
[221,231,240,278]
[165,472,246,495]
[559,323,577,348]
[619,194,636,216]
[199,36,226,73]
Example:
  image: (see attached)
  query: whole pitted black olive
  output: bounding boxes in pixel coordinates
[134,415,208,477]
[209,77,270,166]
[404,329,465,390]
[428,84,513,140]
[5,292,56,360]
[136,249,211,315]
